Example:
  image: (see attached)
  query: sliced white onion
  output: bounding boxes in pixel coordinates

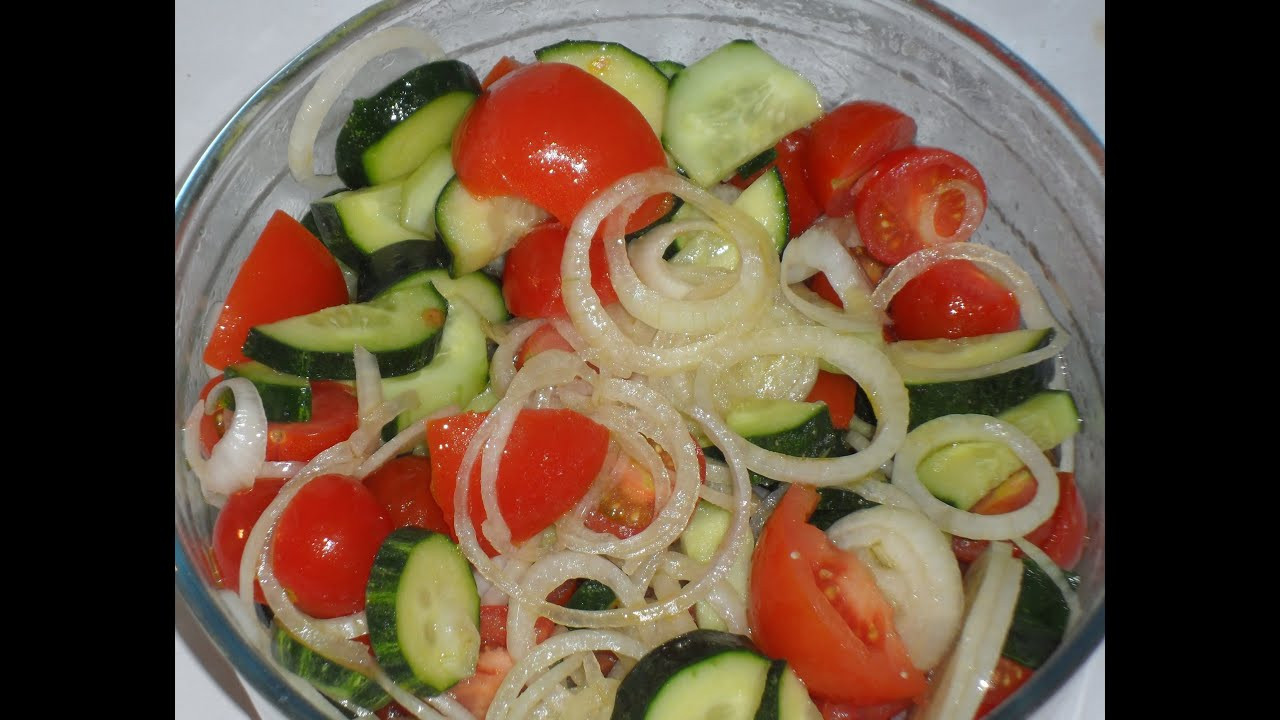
[288,26,445,191]
[195,378,268,500]
[693,326,908,486]
[915,541,1022,720]
[914,179,985,247]
[892,415,1059,539]
[487,630,648,720]
[826,506,964,670]
[258,461,305,478]
[780,224,885,332]
[507,552,645,661]
[490,318,548,395]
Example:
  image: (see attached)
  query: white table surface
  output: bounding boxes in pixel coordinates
[174,1,1105,717]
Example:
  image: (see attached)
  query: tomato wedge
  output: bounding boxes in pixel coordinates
[202,210,349,370]
[427,409,611,555]
[976,658,1034,718]
[852,146,987,266]
[453,62,672,234]
[805,101,917,217]
[502,222,619,318]
[749,484,926,704]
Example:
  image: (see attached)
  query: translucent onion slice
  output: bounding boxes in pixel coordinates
[507,552,645,661]
[826,506,964,670]
[915,180,985,248]
[693,326,909,486]
[779,224,885,331]
[194,378,268,500]
[490,318,547,395]
[892,415,1059,540]
[915,541,1022,720]
[287,26,445,191]
[627,218,730,299]
[487,630,648,720]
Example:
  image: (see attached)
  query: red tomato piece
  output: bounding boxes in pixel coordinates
[582,454,657,539]
[516,322,576,368]
[362,455,450,534]
[888,259,1020,340]
[749,484,926,704]
[731,128,823,239]
[805,101,917,217]
[427,409,611,554]
[852,146,988,266]
[211,477,287,604]
[271,474,392,618]
[447,647,514,719]
[478,605,557,649]
[952,471,1088,570]
[453,62,672,234]
[202,210,349,370]
[481,55,525,89]
[502,223,619,318]
[976,658,1034,718]
[199,380,359,464]
[818,697,915,720]
[804,370,859,430]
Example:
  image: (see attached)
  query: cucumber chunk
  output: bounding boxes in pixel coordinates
[223,361,312,423]
[356,239,453,302]
[887,328,1053,381]
[611,630,772,720]
[1002,556,1069,669]
[270,622,390,712]
[243,281,447,380]
[399,145,456,235]
[670,167,789,268]
[435,176,551,276]
[996,390,1082,451]
[754,660,823,720]
[663,40,822,186]
[335,60,481,188]
[704,400,850,486]
[311,180,429,273]
[654,60,685,79]
[366,528,481,697]
[535,40,670,136]
[678,501,753,631]
[807,488,879,531]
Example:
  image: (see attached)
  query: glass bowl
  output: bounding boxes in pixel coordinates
[175,1,1104,718]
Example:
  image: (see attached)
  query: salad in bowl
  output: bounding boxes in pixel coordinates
[174,2,1105,719]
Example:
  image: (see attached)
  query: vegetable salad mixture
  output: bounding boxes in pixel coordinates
[182,27,1089,720]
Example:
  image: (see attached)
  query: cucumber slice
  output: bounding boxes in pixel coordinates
[654,60,685,79]
[335,60,481,188]
[996,390,1081,451]
[356,239,453,302]
[670,167,789,268]
[807,488,879,532]
[399,145,456,235]
[704,400,850,486]
[663,40,823,187]
[435,176,551,276]
[535,40,670,136]
[243,281,447,380]
[886,328,1053,381]
[270,622,391,712]
[612,630,772,720]
[754,660,823,720]
[567,578,619,613]
[1003,556,1069,669]
[735,147,777,180]
[366,528,481,697]
[678,501,753,631]
[311,181,428,273]
[223,361,312,423]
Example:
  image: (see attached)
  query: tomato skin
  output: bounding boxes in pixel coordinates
[817,697,915,720]
[447,647,514,719]
[202,210,350,370]
[804,370,858,430]
[198,380,359,464]
[852,146,988,266]
[453,62,672,234]
[482,56,525,89]
[952,471,1088,569]
[362,456,450,534]
[731,128,823,239]
[271,474,393,619]
[888,259,1020,341]
[212,477,287,604]
[582,454,657,539]
[749,484,926,704]
[503,223,619,318]
[976,658,1034,718]
[805,101,917,217]
[479,605,557,649]
[516,322,576,368]
[427,409,611,554]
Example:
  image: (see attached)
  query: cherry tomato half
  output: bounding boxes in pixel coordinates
[805,101,917,217]
[212,477,287,604]
[453,62,672,234]
[888,259,1020,340]
[272,474,392,618]
[502,223,619,318]
[952,471,1088,570]
[363,455,450,534]
[852,146,987,266]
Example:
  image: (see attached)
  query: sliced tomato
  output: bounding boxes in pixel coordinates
[479,605,557,649]
[502,223,619,318]
[852,146,987,266]
[453,62,672,234]
[198,379,359,463]
[805,101,917,217]
[427,409,611,555]
[516,322,576,368]
[976,658,1034,718]
[202,210,349,370]
[582,453,657,539]
[749,484,926,704]
[447,647,514,719]
[817,697,915,720]
[731,128,823,239]
[952,471,1088,569]
[804,370,858,430]
[887,259,1020,341]
[482,55,525,89]
[362,455,450,534]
